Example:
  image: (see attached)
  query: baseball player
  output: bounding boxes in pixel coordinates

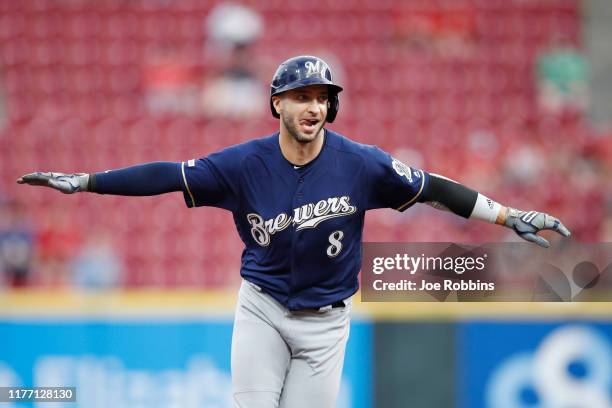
[18,55,570,408]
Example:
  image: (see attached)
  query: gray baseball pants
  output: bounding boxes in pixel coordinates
[232,279,352,408]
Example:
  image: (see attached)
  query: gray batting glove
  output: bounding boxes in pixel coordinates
[17,172,89,194]
[505,208,571,248]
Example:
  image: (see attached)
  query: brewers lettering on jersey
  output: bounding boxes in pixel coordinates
[17,55,571,408]
[246,195,357,246]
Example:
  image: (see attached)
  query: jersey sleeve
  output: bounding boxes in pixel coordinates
[179,145,243,211]
[364,146,429,211]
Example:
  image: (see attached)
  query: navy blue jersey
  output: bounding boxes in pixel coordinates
[179,130,429,310]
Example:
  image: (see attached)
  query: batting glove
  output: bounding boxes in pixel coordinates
[504,208,571,248]
[17,172,89,194]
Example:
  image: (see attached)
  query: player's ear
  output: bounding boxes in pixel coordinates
[272,96,282,116]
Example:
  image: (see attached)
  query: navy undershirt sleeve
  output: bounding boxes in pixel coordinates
[91,162,183,196]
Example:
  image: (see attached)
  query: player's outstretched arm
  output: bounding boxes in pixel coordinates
[419,174,570,248]
[17,162,183,196]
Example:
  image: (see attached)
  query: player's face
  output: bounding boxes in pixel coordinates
[275,85,329,144]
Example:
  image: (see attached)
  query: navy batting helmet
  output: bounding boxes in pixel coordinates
[270,55,343,123]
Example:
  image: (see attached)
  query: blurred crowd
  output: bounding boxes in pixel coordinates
[0,0,610,289]
[0,198,122,289]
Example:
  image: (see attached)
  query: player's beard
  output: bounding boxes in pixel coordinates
[282,112,325,144]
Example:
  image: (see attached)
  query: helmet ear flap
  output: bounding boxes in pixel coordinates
[326,93,339,123]
[270,98,280,119]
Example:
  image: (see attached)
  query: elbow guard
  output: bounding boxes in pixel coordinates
[419,174,478,218]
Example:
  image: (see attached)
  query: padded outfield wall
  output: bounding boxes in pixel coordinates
[0,291,610,408]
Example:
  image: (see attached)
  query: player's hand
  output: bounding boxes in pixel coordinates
[17,172,89,194]
[505,208,571,248]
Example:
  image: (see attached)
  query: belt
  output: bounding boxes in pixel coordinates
[245,280,345,312]
[309,300,345,313]
[283,300,346,313]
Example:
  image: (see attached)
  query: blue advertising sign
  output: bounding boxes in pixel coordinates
[0,319,372,408]
[458,322,612,408]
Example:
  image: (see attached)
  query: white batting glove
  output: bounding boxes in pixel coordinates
[504,208,571,248]
[17,172,89,194]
